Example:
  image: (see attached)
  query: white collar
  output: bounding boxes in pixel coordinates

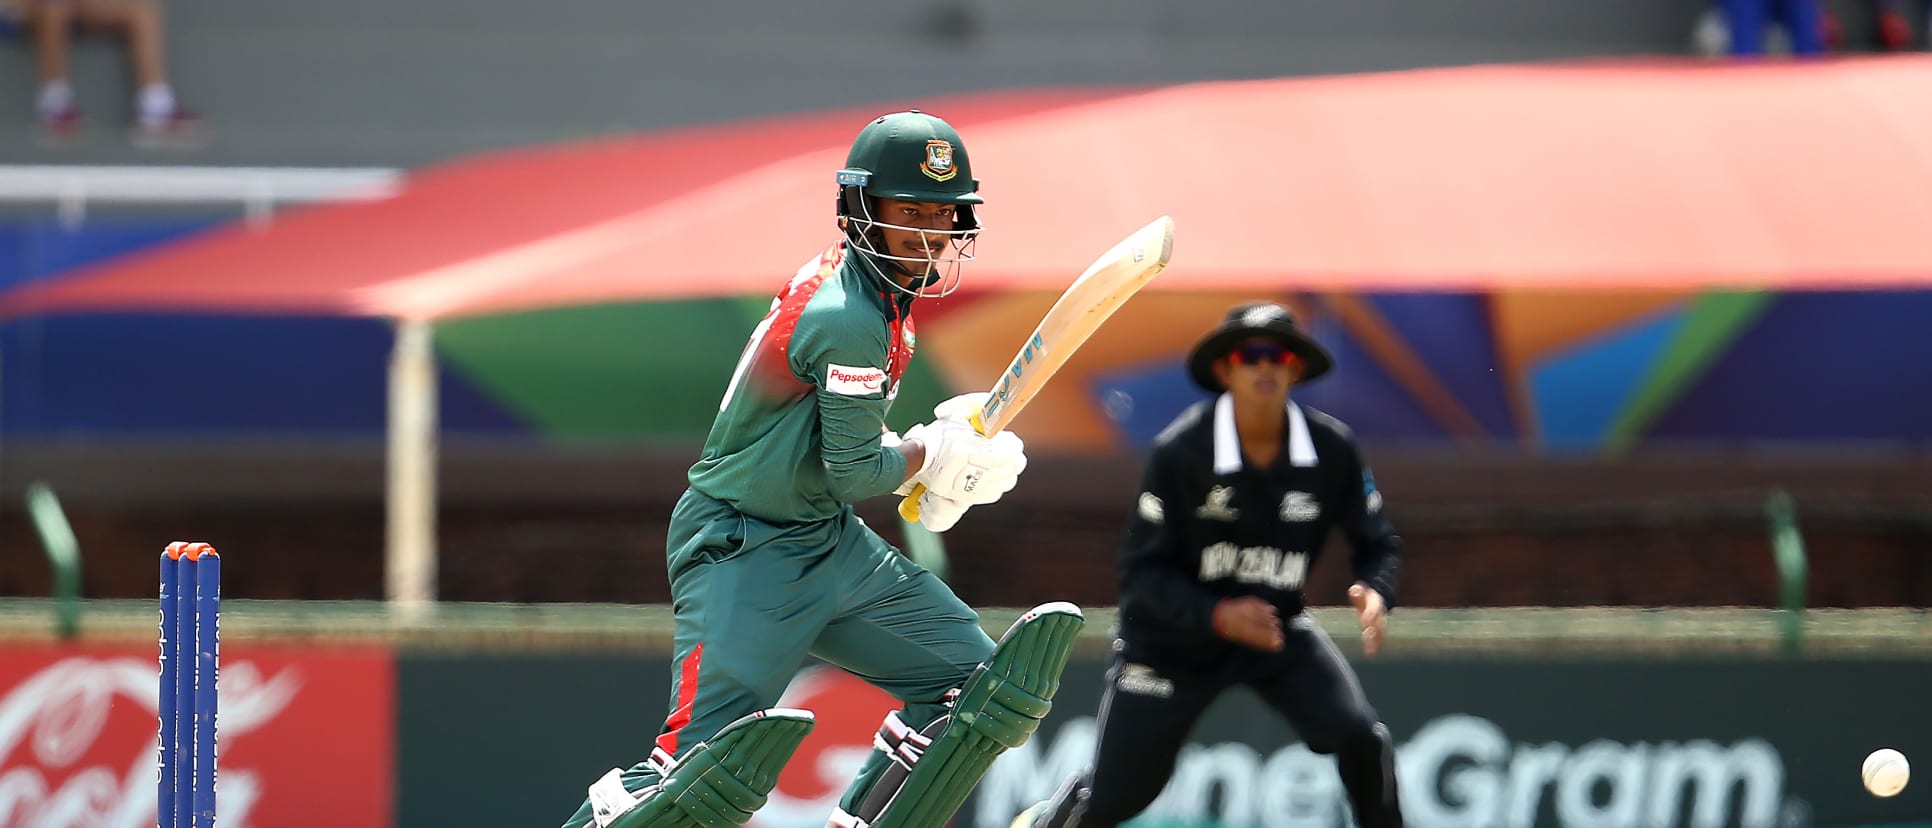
[1213,393,1317,474]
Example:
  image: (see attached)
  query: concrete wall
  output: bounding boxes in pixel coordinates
[6,443,1928,607]
[0,0,1720,168]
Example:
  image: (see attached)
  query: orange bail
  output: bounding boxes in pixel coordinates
[165,541,220,560]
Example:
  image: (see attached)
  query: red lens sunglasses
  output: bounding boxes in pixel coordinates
[1229,342,1298,367]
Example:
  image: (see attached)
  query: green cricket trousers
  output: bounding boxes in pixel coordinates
[561,488,995,828]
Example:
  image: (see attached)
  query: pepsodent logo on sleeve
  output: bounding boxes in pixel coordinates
[825,364,888,396]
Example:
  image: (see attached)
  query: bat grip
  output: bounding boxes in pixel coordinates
[897,484,929,522]
[897,408,989,523]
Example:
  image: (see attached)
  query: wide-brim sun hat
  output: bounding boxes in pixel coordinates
[1186,301,1335,392]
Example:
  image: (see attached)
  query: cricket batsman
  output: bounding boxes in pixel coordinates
[558,110,1084,828]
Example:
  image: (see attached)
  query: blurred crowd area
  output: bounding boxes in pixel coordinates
[0,0,1928,611]
[0,0,1927,167]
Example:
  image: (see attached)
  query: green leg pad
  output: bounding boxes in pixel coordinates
[870,603,1084,828]
[595,709,815,828]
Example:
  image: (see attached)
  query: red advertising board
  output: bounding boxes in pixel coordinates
[0,644,394,828]
[754,664,902,828]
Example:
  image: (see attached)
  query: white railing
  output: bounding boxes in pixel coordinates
[0,165,404,227]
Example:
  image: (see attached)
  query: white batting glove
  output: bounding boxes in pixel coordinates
[931,392,991,425]
[915,491,972,533]
[903,418,1026,507]
[894,394,986,496]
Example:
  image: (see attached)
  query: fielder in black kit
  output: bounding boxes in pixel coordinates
[1014,301,1405,828]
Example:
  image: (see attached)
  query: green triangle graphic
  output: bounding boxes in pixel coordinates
[436,299,761,442]
[1604,290,1777,452]
[436,296,961,444]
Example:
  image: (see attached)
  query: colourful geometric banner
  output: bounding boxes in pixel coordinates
[4,219,1930,452]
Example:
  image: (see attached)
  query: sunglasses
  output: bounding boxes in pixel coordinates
[1230,342,1297,367]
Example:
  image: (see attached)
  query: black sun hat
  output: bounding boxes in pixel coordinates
[1186,301,1335,392]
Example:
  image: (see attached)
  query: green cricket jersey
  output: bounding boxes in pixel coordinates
[687,242,918,523]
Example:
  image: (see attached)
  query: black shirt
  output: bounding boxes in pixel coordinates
[1114,395,1402,670]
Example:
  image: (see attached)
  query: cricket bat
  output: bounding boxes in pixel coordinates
[900,215,1176,521]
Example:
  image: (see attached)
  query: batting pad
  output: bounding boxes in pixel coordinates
[869,602,1085,828]
[591,709,815,828]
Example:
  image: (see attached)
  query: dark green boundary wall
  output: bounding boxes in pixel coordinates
[399,656,1932,828]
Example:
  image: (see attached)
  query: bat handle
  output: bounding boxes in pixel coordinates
[898,484,929,522]
[896,408,990,523]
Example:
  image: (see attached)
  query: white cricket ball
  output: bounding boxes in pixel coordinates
[1863,748,1910,798]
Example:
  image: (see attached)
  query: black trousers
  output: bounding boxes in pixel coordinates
[1046,613,1402,828]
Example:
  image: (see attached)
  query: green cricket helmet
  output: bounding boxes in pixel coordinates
[836,110,982,297]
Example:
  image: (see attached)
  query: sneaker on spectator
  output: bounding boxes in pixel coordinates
[36,104,84,147]
[131,108,206,150]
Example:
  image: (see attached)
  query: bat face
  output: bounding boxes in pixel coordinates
[981,332,1047,427]
[902,215,1173,523]
[973,215,1175,435]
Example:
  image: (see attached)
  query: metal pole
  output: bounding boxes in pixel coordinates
[1766,489,1808,656]
[900,516,950,582]
[25,482,81,639]
[387,318,438,620]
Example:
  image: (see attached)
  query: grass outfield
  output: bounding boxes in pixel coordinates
[0,599,1928,656]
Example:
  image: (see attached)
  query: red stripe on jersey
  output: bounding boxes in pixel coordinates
[887,313,915,383]
[767,243,842,354]
[747,244,844,395]
[655,642,706,756]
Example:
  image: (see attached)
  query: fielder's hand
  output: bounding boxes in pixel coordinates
[1212,596,1284,652]
[1348,583,1387,657]
[903,418,1026,507]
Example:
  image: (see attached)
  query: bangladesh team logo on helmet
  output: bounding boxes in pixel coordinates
[921,140,957,182]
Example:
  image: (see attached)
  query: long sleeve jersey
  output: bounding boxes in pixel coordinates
[1115,394,1402,669]
[687,242,916,523]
